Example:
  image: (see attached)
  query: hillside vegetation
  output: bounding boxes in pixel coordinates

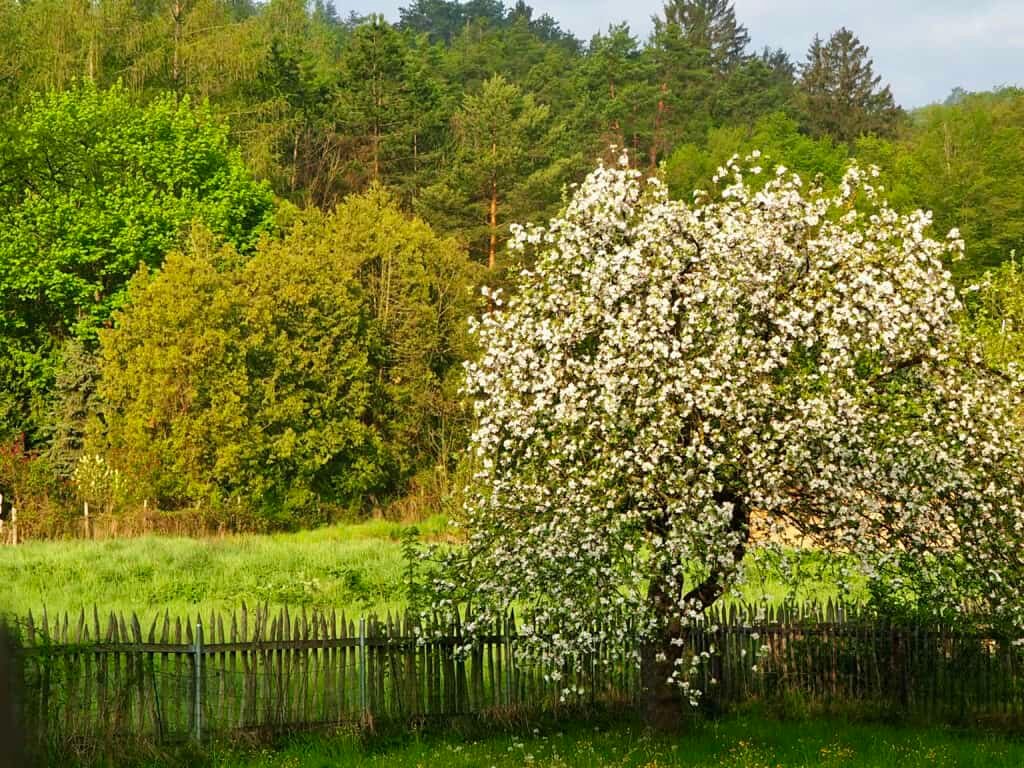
[0,0,1022,532]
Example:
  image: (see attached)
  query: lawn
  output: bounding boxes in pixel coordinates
[182,714,1024,768]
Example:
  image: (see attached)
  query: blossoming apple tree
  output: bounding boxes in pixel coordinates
[432,153,1024,726]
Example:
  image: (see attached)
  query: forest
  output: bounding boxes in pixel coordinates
[2,0,1023,532]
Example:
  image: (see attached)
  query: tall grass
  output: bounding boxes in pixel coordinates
[1,513,863,628]
[0,516,448,623]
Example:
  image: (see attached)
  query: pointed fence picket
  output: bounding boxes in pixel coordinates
[11,599,1024,754]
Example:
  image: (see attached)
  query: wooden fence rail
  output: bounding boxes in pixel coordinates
[11,601,1024,754]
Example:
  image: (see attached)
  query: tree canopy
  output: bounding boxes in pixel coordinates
[0,83,274,444]
[430,154,1024,725]
[2,0,1023,534]
[93,189,477,525]
[798,27,900,143]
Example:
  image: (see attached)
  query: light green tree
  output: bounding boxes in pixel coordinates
[966,254,1024,370]
[858,88,1024,282]
[663,111,851,199]
[92,190,477,524]
[0,83,275,444]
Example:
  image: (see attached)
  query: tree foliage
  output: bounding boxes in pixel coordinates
[3,0,1024,534]
[660,0,749,74]
[416,74,566,270]
[663,111,850,199]
[430,155,1024,724]
[966,255,1024,370]
[860,88,1024,281]
[92,190,476,524]
[799,27,901,142]
[0,83,274,443]
[0,1,928,283]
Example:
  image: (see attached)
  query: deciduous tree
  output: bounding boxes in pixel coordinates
[0,83,274,443]
[430,154,1024,729]
[93,190,476,523]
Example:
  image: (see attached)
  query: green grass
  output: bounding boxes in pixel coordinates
[1,516,861,628]
[173,714,1024,768]
[0,516,448,625]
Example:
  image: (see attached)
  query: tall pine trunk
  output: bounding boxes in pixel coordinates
[172,0,183,94]
[488,176,498,271]
[650,82,667,171]
[488,141,498,271]
[372,123,380,182]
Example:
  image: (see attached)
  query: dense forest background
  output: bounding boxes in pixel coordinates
[2,0,1022,530]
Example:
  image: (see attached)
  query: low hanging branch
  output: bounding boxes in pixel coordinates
[427,151,1024,726]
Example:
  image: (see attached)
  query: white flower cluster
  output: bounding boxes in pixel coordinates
[433,152,1024,689]
[73,453,127,510]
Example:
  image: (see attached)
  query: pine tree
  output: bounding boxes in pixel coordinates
[646,0,750,166]
[574,26,657,164]
[336,16,416,187]
[456,74,549,270]
[417,75,551,271]
[712,47,796,125]
[243,0,343,206]
[798,27,901,142]
[660,0,750,73]
[648,16,714,165]
[398,0,506,44]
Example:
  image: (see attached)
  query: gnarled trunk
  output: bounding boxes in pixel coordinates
[640,490,749,730]
[641,567,686,730]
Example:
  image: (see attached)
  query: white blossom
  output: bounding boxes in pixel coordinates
[428,152,1024,691]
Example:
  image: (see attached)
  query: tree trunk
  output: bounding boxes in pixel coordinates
[372,120,380,182]
[488,172,498,271]
[172,0,183,93]
[641,567,686,730]
[650,82,667,171]
[412,132,419,201]
[640,491,749,730]
[291,130,300,194]
[87,31,96,81]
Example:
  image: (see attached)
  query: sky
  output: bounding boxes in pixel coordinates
[333,0,1023,108]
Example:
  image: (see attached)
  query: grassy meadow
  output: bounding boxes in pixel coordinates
[1,519,860,627]
[0,516,449,624]
[142,713,1024,768]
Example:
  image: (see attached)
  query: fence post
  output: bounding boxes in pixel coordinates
[359,617,367,719]
[505,612,514,708]
[193,619,203,742]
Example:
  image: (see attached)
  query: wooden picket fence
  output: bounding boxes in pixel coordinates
[16,603,641,751]
[697,602,1024,721]
[12,601,1024,756]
